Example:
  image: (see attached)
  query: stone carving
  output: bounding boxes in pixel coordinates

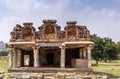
[22,22,35,41]
[78,26,90,38]
[66,26,77,37]
[10,20,91,42]
[59,31,65,39]
[10,32,15,41]
[38,20,61,41]
[45,25,55,39]
[10,24,22,41]
[65,21,78,40]
[38,25,44,40]
[78,26,84,38]
[43,20,57,40]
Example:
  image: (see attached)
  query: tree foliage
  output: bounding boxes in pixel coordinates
[91,34,104,64]
[116,41,120,59]
[91,34,119,64]
[103,38,118,61]
[0,51,8,56]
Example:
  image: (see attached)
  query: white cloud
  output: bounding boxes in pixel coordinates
[0,16,26,42]
[1,0,120,42]
[76,7,120,42]
[1,0,69,17]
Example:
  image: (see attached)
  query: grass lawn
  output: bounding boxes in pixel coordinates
[92,60,120,78]
[0,56,8,72]
[0,56,120,78]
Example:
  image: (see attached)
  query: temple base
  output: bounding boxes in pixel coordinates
[8,67,93,73]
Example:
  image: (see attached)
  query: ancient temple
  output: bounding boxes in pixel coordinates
[6,20,94,72]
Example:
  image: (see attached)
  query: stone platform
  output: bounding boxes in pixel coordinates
[8,67,93,73]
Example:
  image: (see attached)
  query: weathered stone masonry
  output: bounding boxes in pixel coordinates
[6,20,94,72]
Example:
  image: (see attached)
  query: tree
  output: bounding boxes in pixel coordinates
[0,51,8,56]
[102,37,118,62]
[91,34,104,65]
[116,41,120,59]
[91,35,118,64]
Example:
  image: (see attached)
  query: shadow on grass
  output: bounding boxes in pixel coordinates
[93,71,120,78]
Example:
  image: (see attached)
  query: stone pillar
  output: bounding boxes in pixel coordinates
[87,47,92,68]
[60,46,65,68]
[8,48,13,68]
[17,49,21,67]
[83,48,86,59]
[79,49,83,59]
[33,47,40,67]
[13,49,18,68]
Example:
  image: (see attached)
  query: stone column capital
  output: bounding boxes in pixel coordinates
[17,49,21,53]
[59,46,66,49]
[87,46,92,50]
[32,46,40,50]
[80,48,85,51]
[87,45,94,49]
[7,47,13,51]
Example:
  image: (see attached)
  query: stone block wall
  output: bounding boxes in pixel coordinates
[71,59,88,68]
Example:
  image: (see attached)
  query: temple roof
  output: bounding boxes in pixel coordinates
[9,19,91,42]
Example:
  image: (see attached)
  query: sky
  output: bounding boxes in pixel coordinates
[0,0,120,42]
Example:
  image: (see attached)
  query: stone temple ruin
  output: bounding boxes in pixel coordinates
[6,20,94,72]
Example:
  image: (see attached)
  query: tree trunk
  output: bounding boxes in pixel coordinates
[96,60,98,65]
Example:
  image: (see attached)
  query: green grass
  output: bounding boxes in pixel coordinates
[0,56,120,78]
[0,56,8,72]
[92,60,120,78]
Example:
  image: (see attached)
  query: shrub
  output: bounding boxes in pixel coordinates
[0,51,8,56]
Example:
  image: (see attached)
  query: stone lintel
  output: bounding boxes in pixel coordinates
[6,42,35,45]
[64,41,94,45]
[38,43,62,47]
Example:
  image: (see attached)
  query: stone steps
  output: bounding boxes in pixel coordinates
[0,72,109,79]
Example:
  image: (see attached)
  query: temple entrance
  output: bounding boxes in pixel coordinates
[21,50,34,67]
[41,48,60,67]
[65,48,79,67]
[46,53,54,65]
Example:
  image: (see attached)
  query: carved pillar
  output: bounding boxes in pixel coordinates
[13,49,18,68]
[17,49,21,67]
[87,47,92,68]
[83,48,87,59]
[8,48,13,68]
[33,47,40,67]
[60,46,65,68]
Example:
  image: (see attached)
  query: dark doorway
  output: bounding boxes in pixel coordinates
[65,48,79,67]
[46,53,54,65]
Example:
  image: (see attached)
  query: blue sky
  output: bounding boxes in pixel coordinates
[0,0,120,42]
